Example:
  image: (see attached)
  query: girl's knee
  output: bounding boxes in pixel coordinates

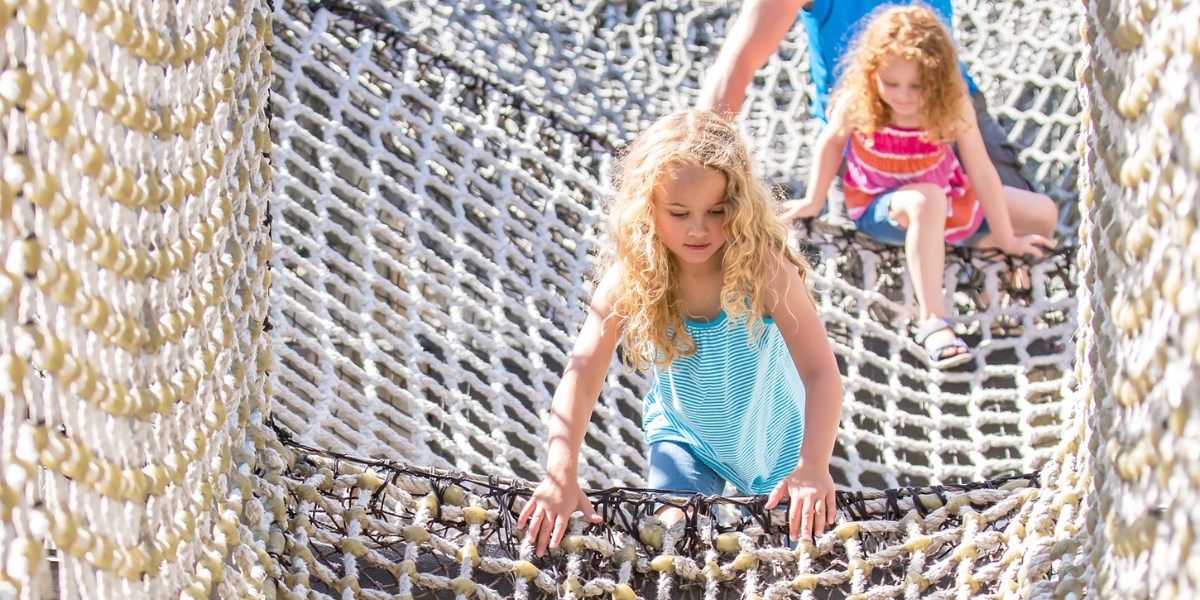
[1039,194,1059,229]
[1006,187,1058,234]
[656,505,686,527]
[896,184,947,220]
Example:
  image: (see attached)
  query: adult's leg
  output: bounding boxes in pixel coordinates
[961,92,1036,192]
[647,441,727,527]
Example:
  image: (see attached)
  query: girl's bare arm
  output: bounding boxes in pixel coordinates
[954,98,1015,244]
[955,98,1053,255]
[518,268,622,556]
[783,100,851,219]
[764,256,844,540]
[810,101,852,205]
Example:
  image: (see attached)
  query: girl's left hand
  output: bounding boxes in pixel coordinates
[997,234,1055,258]
[764,461,837,542]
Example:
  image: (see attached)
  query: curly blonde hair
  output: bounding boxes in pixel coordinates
[601,110,811,372]
[834,5,967,143]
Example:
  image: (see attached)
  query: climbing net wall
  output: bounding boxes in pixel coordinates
[273,434,1049,600]
[268,0,1081,493]
[1070,0,1200,596]
[0,0,283,598]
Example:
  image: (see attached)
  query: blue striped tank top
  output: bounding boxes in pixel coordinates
[642,310,806,494]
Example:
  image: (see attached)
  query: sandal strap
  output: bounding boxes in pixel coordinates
[915,318,955,345]
[930,337,969,361]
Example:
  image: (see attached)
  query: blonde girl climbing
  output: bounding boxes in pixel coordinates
[518,109,844,556]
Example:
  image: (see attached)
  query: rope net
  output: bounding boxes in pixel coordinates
[1070,0,1200,596]
[273,428,1043,600]
[0,0,1195,598]
[268,0,1081,492]
[0,0,282,598]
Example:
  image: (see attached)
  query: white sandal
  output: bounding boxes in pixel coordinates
[915,318,974,369]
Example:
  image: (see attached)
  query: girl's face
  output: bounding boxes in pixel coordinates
[653,163,728,268]
[874,55,924,121]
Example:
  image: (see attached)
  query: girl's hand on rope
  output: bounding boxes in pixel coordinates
[780,196,823,220]
[517,477,603,557]
[764,461,837,542]
[995,233,1055,258]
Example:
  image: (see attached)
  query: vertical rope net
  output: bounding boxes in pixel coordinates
[0,0,283,598]
[1069,0,1200,596]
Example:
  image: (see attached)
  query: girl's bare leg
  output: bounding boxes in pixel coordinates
[888,183,964,359]
[973,186,1058,248]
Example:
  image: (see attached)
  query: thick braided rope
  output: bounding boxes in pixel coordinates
[954,0,1200,597]
[1066,0,1200,597]
[272,438,1043,600]
[0,0,281,598]
[268,0,1082,493]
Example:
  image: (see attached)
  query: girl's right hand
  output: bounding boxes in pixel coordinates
[781,196,824,220]
[517,477,603,557]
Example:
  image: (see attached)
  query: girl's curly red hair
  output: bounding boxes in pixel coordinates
[834,5,967,143]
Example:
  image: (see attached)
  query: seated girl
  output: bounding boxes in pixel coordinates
[783,5,1057,369]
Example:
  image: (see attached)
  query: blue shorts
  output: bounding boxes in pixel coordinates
[647,441,795,543]
[853,190,990,247]
[647,440,733,496]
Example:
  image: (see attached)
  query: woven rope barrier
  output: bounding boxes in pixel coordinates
[1069,0,1200,597]
[0,0,283,598]
[268,0,1081,494]
[273,426,1042,600]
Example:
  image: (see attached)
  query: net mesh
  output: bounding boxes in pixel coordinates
[267,0,1081,492]
[273,430,1044,600]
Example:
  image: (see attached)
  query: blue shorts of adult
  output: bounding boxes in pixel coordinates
[853,190,991,247]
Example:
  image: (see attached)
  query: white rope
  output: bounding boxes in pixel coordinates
[268,0,1081,492]
[0,0,281,597]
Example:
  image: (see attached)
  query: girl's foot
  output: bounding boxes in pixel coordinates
[915,318,973,369]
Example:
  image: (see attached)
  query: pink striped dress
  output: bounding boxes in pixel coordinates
[843,126,984,244]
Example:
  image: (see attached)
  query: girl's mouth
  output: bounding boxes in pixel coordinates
[684,243,711,251]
